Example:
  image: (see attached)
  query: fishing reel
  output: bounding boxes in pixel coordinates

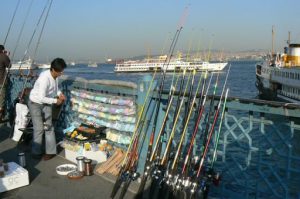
[120,170,130,181]
[188,178,209,199]
[151,166,162,180]
[143,165,151,176]
[191,155,200,171]
[181,176,192,190]
[190,181,198,194]
[204,168,221,186]
[164,170,172,185]
[131,171,140,181]
[174,175,188,191]
[174,177,182,190]
[165,172,180,189]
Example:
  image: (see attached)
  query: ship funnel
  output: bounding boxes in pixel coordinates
[284,44,300,66]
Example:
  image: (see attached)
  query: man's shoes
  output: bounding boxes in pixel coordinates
[43,154,56,161]
[31,153,43,160]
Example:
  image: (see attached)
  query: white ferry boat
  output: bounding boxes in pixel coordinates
[37,63,51,69]
[88,62,98,67]
[114,56,228,73]
[256,43,300,103]
[10,59,38,70]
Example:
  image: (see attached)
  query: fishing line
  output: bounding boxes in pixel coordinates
[111,24,183,199]
[171,70,204,170]
[114,6,190,198]
[0,0,34,100]
[210,88,229,169]
[32,0,53,64]
[3,0,21,46]
[16,0,50,73]
[10,0,34,65]
[161,70,192,165]
[181,72,213,174]
[149,71,182,162]
[19,0,52,100]
[196,65,231,177]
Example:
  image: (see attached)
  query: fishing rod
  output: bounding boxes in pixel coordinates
[32,0,53,64]
[118,97,159,199]
[134,25,187,199]
[200,72,220,149]
[110,25,183,199]
[10,0,34,63]
[135,71,182,198]
[149,70,192,199]
[189,67,231,199]
[162,71,210,199]
[163,70,204,198]
[155,68,196,199]
[0,0,32,97]
[16,0,49,72]
[112,6,190,198]
[180,72,212,175]
[18,0,53,101]
[171,71,206,171]
[173,73,214,199]
[3,0,21,46]
[190,88,229,199]
[140,68,188,199]
[120,51,185,198]
[196,68,230,178]
[210,88,229,169]
[110,69,159,199]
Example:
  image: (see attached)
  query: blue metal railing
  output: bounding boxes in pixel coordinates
[7,74,300,199]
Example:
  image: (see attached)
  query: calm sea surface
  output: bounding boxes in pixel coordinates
[63,61,258,99]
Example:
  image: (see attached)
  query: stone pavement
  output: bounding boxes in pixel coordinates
[0,124,139,199]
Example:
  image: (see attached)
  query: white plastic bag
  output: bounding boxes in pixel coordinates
[12,103,30,142]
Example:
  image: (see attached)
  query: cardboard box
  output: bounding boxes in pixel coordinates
[64,149,107,164]
[0,162,29,193]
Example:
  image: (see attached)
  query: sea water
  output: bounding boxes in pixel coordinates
[63,61,258,99]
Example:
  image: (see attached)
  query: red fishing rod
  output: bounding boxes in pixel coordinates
[112,19,185,199]
[190,88,229,199]
[162,70,204,199]
[135,7,189,198]
[173,72,213,199]
[190,67,231,199]
[181,72,213,175]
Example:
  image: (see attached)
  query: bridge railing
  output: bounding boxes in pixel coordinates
[6,73,300,199]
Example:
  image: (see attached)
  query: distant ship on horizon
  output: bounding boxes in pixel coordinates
[114,55,228,73]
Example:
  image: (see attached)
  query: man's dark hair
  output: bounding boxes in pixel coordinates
[50,58,67,72]
[0,45,4,52]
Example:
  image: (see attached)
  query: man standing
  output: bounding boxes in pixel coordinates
[0,45,11,121]
[28,58,66,160]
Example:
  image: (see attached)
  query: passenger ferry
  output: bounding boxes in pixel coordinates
[114,55,228,73]
[256,43,300,103]
[10,58,38,70]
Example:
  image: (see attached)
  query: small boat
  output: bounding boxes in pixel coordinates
[256,37,300,103]
[88,62,98,67]
[114,55,227,73]
[10,58,38,70]
[37,63,51,69]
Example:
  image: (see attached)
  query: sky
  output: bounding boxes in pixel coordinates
[1,0,300,63]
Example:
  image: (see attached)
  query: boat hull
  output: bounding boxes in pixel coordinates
[255,62,300,103]
[114,62,228,73]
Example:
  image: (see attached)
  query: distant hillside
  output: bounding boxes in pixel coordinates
[118,49,266,62]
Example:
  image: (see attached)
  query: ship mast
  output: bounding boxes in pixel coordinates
[272,25,275,55]
[287,31,291,45]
